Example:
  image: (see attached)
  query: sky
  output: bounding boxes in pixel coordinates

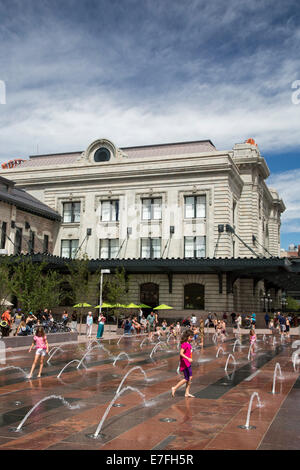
[0,0,300,249]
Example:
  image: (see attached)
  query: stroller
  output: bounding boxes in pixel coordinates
[0,320,10,337]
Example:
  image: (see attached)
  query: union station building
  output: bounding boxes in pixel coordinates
[1,136,298,318]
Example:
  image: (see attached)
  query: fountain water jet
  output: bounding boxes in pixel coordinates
[149,341,169,359]
[15,395,80,432]
[76,345,111,370]
[232,339,241,353]
[224,354,236,371]
[116,366,148,395]
[239,392,262,429]
[292,340,300,349]
[47,347,64,364]
[57,360,87,378]
[270,362,283,394]
[216,347,225,358]
[292,350,300,372]
[92,386,146,438]
[0,366,28,377]
[113,352,131,367]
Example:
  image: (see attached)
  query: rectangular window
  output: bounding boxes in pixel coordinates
[141,238,161,259]
[15,227,22,254]
[1,222,7,249]
[29,230,35,253]
[61,239,79,258]
[184,236,206,258]
[101,200,119,222]
[184,195,206,218]
[142,198,162,220]
[99,239,119,259]
[63,202,81,223]
[43,234,49,253]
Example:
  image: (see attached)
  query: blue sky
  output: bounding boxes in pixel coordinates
[0,0,300,249]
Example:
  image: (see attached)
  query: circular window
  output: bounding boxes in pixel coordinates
[94,147,111,162]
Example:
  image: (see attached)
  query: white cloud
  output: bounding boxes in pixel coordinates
[268,169,300,233]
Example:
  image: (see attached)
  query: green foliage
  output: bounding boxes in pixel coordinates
[0,257,12,314]
[286,296,300,312]
[104,267,129,323]
[65,255,92,305]
[9,258,62,314]
[65,255,96,332]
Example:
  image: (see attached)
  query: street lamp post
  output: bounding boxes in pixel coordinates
[281,293,287,312]
[261,292,272,313]
[99,269,110,315]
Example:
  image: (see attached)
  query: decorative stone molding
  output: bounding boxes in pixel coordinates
[79,138,128,165]
[177,188,212,207]
[56,195,86,214]
[94,193,124,212]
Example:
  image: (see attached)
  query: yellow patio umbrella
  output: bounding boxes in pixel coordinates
[94,302,115,308]
[153,304,174,310]
[124,303,141,308]
[73,303,92,308]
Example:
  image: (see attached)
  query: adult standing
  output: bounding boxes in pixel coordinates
[71,311,78,332]
[264,312,270,328]
[191,314,197,326]
[86,311,94,337]
[230,312,236,325]
[146,312,156,341]
[96,312,106,339]
[236,313,242,331]
[251,312,256,327]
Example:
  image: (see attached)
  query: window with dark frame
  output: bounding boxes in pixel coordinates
[101,200,119,222]
[15,227,22,254]
[184,195,206,219]
[63,202,81,223]
[184,283,205,309]
[60,239,79,258]
[142,198,162,220]
[29,230,35,253]
[43,234,49,253]
[141,238,161,259]
[184,236,206,258]
[99,239,119,259]
[0,222,7,249]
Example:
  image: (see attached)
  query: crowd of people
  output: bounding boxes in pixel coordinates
[0,307,72,337]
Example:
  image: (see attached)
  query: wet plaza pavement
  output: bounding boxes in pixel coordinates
[0,332,299,450]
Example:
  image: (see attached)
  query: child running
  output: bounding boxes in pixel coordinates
[171,329,194,398]
[249,328,257,355]
[28,326,49,378]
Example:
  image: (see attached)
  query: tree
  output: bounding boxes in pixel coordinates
[104,267,130,326]
[286,296,300,312]
[9,258,62,314]
[66,256,95,334]
[0,257,13,314]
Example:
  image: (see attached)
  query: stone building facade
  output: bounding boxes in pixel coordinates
[0,138,285,316]
[0,175,61,256]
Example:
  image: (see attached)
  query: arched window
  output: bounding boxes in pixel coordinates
[59,281,73,306]
[184,284,204,310]
[140,283,159,309]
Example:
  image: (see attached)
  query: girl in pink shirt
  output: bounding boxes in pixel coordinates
[249,328,257,356]
[171,329,194,398]
[28,326,49,378]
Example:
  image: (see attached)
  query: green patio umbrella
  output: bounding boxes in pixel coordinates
[94,302,115,308]
[153,304,174,310]
[138,303,152,309]
[124,303,140,308]
[73,303,92,308]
